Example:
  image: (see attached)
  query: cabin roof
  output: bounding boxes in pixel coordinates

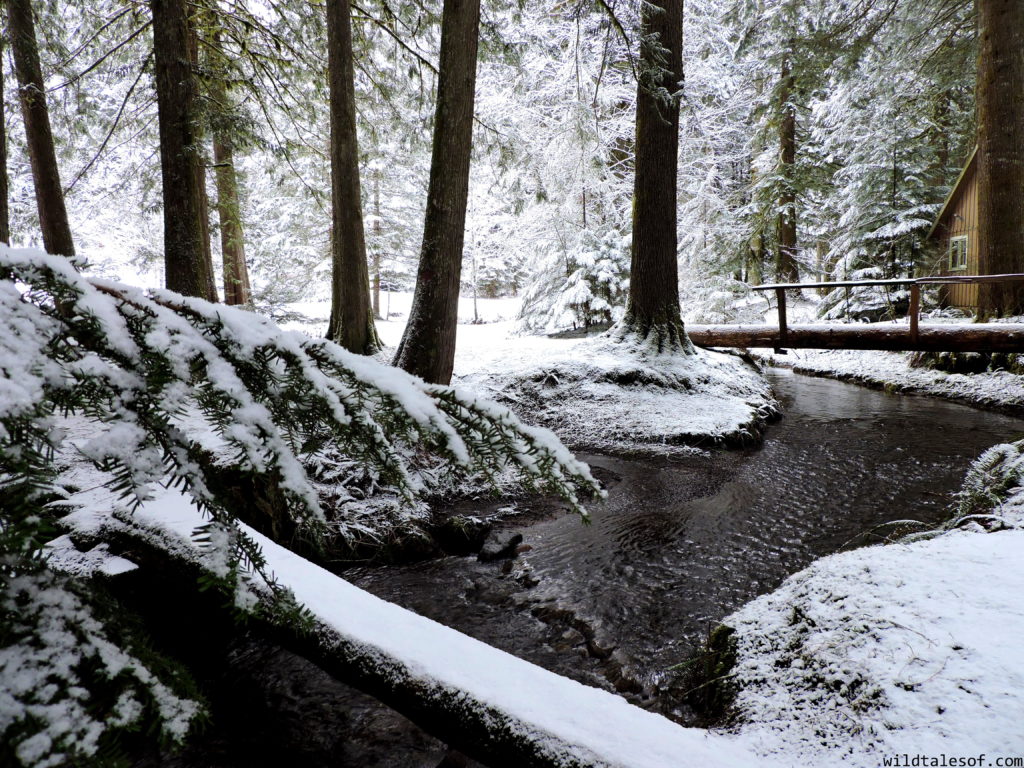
[927,146,978,241]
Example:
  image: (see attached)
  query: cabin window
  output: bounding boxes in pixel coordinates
[948,235,968,271]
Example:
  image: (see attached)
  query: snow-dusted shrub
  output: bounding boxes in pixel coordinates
[517,228,629,334]
[679,273,765,326]
[0,245,602,766]
[953,440,1024,524]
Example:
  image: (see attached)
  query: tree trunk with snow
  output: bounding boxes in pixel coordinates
[976,0,1024,317]
[393,0,481,384]
[150,0,217,300]
[776,50,799,286]
[325,0,379,354]
[617,0,693,353]
[8,0,74,256]
[0,30,9,246]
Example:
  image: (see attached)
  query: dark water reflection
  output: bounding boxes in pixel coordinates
[348,369,1024,705]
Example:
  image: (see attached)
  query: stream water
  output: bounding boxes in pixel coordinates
[155,370,1024,767]
[346,369,1024,726]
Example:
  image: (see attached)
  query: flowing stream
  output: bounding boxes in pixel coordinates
[158,370,1024,767]
[347,369,1024,720]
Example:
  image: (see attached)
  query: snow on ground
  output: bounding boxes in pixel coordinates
[721,448,1024,765]
[456,333,777,455]
[285,294,779,455]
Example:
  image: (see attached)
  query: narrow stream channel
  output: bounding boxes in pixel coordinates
[160,370,1024,767]
[347,369,1024,722]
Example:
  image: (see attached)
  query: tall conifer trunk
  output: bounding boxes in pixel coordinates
[776,49,799,285]
[213,132,251,305]
[187,21,217,301]
[976,0,1024,316]
[372,175,381,318]
[150,0,216,300]
[618,0,692,352]
[393,0,481,384]
[325,0,379,354]
[208,30,251,306]
[8,0,74,255]
[0,30,10,245]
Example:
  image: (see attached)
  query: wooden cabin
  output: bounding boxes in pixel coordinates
[926,147,979,309]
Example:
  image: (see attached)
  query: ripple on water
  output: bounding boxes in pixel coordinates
[348,370,1024,701]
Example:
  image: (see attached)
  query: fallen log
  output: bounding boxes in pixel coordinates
[685,322,1024,353]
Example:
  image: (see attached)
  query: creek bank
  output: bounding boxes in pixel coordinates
[119,371,1024,765]
[457,333,779,457]
[702,441,1024,765]
[750,347,1024,414]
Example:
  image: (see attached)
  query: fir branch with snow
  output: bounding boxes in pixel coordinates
[0,245,603,767]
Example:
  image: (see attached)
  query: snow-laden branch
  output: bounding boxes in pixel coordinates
[1,244,602,598]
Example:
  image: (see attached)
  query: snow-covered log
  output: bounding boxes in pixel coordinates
[101,493,772,768]
[687,322,1024,352]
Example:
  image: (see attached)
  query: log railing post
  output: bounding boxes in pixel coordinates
[775,287,788,348]
[909,282,920,344]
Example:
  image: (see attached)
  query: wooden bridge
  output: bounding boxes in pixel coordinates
[687,274,1024,353]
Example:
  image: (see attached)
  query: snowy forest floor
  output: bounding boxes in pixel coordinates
[286,293,778,456]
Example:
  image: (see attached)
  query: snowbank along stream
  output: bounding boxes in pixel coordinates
[152,369,1024,766]
[347,369,1024,721]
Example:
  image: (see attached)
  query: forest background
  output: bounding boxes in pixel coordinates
[1,0,978,336]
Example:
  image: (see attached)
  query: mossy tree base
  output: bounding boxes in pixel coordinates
[610,310,696,356]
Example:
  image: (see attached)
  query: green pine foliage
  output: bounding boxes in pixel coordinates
[0,245,602,766]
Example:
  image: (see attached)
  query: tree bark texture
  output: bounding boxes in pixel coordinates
[188,21,217,302]
[620,0,693,352]
[976,0,1024,316]
[8,0,74,256]
[325,0,379,354]
[213,133,252,305]
[150,0,216,300]
[0,30,10,245]
[206,31,252,306]
[776,51,799,285]
[393,0,481,384]
[372,175,381,318]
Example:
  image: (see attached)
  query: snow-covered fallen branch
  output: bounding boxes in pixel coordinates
[79,489,776,768]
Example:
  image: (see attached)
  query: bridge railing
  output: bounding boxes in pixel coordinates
[749,273,1024,346]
